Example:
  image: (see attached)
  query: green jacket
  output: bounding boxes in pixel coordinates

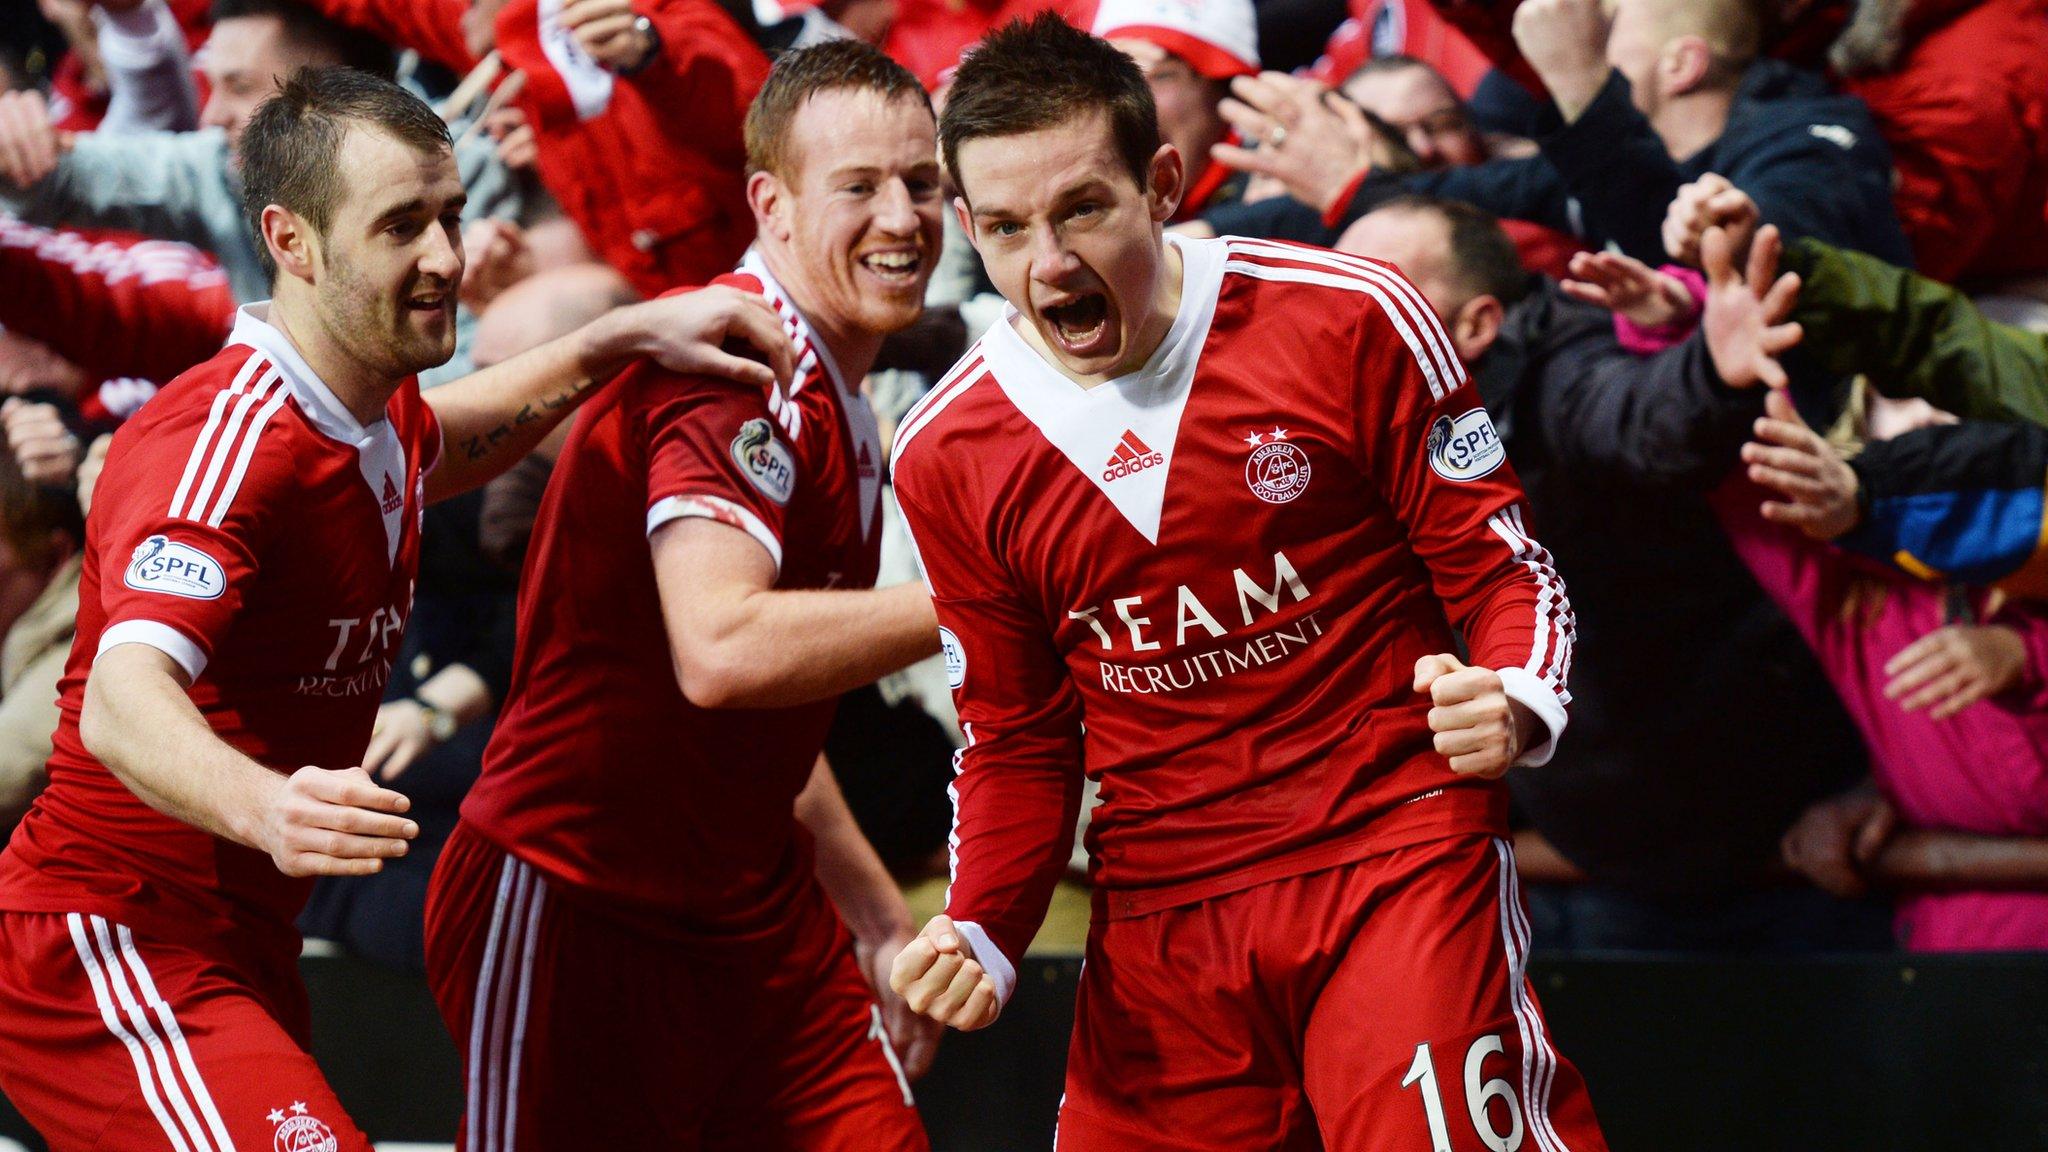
[1786,237,2048,426]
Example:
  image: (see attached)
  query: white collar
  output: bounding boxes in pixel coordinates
[228,304,389,445]
[738,248,852,397]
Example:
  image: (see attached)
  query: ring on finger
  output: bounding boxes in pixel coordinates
[1267,126,1288,149]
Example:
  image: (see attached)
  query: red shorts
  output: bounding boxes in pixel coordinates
[423,822,928,1152]
[0,911,370,1152]
[1057,835,1608,1152]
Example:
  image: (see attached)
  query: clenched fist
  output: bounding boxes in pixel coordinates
[1413,653,1541,779]
[888,915,1002,1032]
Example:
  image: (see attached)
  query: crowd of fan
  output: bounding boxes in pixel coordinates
[0,0,2045,964]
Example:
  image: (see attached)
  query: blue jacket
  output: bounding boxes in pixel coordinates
[1208,60,1914,268]
[1842,421,2048,597]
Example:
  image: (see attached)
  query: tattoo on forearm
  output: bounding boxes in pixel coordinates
[460,378,595,462]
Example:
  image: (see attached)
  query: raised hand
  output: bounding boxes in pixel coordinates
[1743,387,1860,540]
[1702,223,1803,389]
[1884,623,2028,719]
[1211,72,1375,215]
[889,914,1002,1032]
[1560,249,1700,331]
[3,399,82,488]
[1511,0,1613,122]
[617,285,796,397]
[1413,653,1538,779]
[0,90,69,190]
[258,765,418,877]
[558,0,658,74]
[1664,173,1759,267]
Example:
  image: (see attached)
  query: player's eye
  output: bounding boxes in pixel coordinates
[990,221,1023,238]
[907,179,940,201]
[844,182,874,196]
[387,220,422,240]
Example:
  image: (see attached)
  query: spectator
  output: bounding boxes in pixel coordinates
[1829,0,2048,289]
[0,2,530,391]
[1663,174,2048,427]
[308,0,769,295]
[0,0,401,302]
[1337,196,1889,951]
[0,218,233,407]
[89,0,203,133]
[1207,0,1910,272]
[1733,355,2048,951]
[1194,55,1585,276]
[1092,0,1260,222]
[0,424,84,833]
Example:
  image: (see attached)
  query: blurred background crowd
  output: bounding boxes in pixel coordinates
[1,0,2046,969]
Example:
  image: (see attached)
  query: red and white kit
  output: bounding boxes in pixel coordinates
[0,306,440,1152]
[891,234,1604,1150]
[426,250,924,1151]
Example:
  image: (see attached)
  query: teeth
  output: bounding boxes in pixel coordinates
[863,252,918,271]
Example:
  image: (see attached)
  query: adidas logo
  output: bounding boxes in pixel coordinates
[1101,430,1164,482]
[380,473,404,515]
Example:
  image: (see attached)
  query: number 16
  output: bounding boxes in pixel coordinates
[1399,1035,1525,1152]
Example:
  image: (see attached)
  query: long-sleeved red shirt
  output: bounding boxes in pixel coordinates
[890,235,1573,995]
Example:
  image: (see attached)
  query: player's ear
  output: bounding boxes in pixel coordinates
[952,195,979,253]
[1450,294,1503,364]
[260,203,317,285]
[746,169,793,244]
[1146,144,1184,225]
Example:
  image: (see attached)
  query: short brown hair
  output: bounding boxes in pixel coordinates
[238,67,452,280]
[744,39,931,179]
[1375,194,1532,305]
[939,13,1158,203]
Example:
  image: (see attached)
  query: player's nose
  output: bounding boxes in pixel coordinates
[871,178,920,236]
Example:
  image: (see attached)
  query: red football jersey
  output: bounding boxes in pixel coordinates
[890,235,1574,995]
[460,250,884,936]
[0,306,441,951]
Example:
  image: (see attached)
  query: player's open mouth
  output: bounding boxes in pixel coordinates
[859,249,924,289]
[1043,292,1110,356]
[404,292,451,315]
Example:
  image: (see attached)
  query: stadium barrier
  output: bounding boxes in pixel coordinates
[2,952,2043,1150]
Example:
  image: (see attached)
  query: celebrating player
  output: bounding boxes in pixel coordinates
[889,16,1609,1151]
[0,68,793,1151]
[422,41,944,1151]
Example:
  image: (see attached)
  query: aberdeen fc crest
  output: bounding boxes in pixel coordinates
[268,1102,338,1152]
[1244,427,1311,504]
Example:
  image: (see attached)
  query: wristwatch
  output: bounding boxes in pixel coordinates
[616,14,662,76]
[414,698,458,743]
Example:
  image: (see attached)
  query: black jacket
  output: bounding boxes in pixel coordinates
[1210,61,1913,269]
[1486,286,1870,896]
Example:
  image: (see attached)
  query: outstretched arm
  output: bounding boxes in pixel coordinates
[423,285,793,501]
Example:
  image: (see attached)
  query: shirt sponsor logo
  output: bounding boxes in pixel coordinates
[731,417,796,505]
[1426,409,1505,482]
[1071,551,1329,694]
[124,535,225,600]
[1244,427,1310,504]
[1102,430,1164,482]
[939,626,965,689]
[379,472,404,515]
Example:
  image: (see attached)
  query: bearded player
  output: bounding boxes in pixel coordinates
[423,41,946,1151]
[890,17,1608,1152]
[0,68,793,1152]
